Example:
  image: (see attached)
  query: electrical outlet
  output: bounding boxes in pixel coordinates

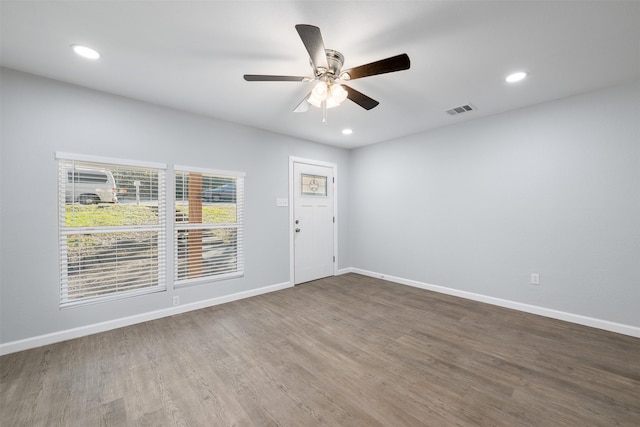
[530,273,540,285]
[172,296,180,306]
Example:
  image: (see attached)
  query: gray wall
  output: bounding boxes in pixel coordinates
[349,80,640,327]
[0,68,350,344]
[2,67,638,346]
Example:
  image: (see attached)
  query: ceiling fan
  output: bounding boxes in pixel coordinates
[244,24,411,123]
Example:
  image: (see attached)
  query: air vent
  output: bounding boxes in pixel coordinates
[446,104,475,116]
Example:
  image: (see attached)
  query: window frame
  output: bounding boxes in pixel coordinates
[173,165,245,287]
[56,152,167,308]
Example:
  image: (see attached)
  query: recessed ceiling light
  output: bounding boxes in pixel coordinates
[506,71,527,83]
[342,128,353,135]
[71,44,100,60]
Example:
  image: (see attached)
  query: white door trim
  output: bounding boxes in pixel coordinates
[289,156,338,285]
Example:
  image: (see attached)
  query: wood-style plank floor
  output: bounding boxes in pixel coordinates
[1,273,639,426]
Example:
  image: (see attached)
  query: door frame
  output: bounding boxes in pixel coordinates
[289,156,338,285]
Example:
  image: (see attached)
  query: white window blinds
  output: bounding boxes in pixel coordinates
[57,154,167,307]
[174,166,245,285]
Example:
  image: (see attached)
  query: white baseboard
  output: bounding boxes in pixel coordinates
[350,268,640,338]
[0,281,292,356]
[3,269,638,356]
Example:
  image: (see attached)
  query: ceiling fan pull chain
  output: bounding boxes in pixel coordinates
[322,100,328,124]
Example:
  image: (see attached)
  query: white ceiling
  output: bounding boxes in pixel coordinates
[1,1,639,149]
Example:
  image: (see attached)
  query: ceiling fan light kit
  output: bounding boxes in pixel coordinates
[244,24,410,123]
[307,81,348,109]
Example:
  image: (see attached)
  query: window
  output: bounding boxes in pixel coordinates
[57,153,166,307]
[174,166,244,285]
[301,173,328,196]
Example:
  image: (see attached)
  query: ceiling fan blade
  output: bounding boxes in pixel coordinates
[295,24,328,71]
[244,74,308,82]
[343,85,379,110]
[293,93,311,113]
[341,53,410,80]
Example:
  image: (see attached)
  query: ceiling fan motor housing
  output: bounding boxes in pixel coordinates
[312,49,344,79]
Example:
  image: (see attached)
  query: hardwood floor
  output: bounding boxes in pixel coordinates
[1,273,639,426]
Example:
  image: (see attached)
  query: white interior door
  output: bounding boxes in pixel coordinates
[293,161,335,284]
